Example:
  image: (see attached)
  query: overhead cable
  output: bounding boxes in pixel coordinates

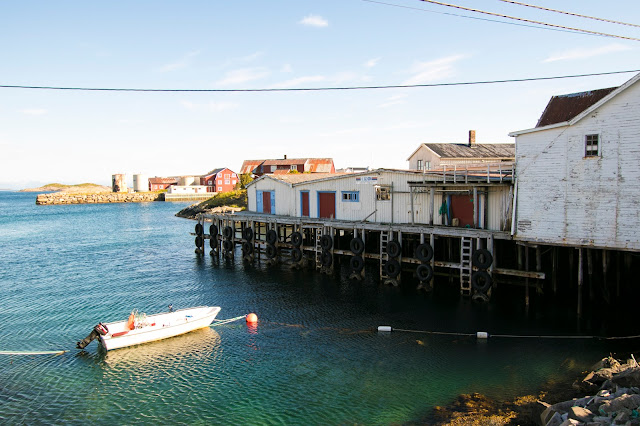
[498,0,640,29]
[363,0,591,36]
[416,0,640,41]
[0,70,638,93]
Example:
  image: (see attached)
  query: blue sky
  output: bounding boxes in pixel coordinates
[1,0,639,189]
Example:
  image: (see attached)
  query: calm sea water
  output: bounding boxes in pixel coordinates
[0,191,633,424]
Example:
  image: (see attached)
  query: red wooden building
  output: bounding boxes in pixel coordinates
[148,177,178,191]
[200,168,239,193]
[240,156,335,177]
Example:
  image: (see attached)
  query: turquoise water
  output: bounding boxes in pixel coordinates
[0,191,631,424]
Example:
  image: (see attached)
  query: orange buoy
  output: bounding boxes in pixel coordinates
[246,313,258,324]
[127,313,135,330]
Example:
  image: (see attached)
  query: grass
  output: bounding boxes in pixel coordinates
[198,189,247,209]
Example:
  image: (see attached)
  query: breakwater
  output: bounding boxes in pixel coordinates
[35,192,164,205]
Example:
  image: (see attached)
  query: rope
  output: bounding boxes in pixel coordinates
[382,327,640,340]
[0,350,67,356]
[210,315,247,327]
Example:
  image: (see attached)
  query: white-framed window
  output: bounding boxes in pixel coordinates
[417,159,423,171]
[375,185,391,201]
[218,180,222,184]
[341,191,359,202]
[271,165,277,172]
[208,180,213,185]
[218,187,222,191]
[232,180,237,185]
[585,134,600,157]
[224,174,230,178]
[290,165,297,171]
[225,179,230,184]
[425,161,431,170]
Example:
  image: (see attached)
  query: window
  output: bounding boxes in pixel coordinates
[585,134,599,157]
[218,187,222,191]
[224,174,230,178]
[208,180,213,185]
[225,179,230,184]
[425,161,431,170]
[342,191,359,202]
[375,185,391,201]
[271,165,277,172]
[290,165,297,171]
[417,159,423,171]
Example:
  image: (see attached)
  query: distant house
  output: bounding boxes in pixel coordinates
[148,177,178,191]
[240,156,335,176]
[407,130,515,171]
[509,72,640,251]
[200,168,238,193]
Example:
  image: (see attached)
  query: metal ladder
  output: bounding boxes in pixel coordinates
[380,230,390,277]
[460,237,473,296]
[315,227,323,269]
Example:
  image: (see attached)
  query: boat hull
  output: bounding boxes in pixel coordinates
[99,306,221,351]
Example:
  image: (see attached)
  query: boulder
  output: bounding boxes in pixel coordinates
[568,406,594,422]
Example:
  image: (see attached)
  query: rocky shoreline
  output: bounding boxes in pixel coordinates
[36,192,164,205]
[430,353,640,425]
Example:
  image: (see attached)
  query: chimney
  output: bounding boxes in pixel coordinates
[468,130,476,147]
[284,154,287,159]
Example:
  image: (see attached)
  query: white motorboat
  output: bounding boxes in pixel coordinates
[77,306,221,351]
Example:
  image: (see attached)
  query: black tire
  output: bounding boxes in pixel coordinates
[387,240,401,258]
[223,226,233,239]
[350,237,364,255]
[291,247,303,263]
[209,234,218,248]
[472,249,493,269]
[209,224,218,238]
[321,250,332,267]
[243,227,254,241]
[415,244,433,262]
[350,255,364,273]
[471,271,492,292]
[242,241,253,254]
[416,264,433,282]
[320,235,332,251]
[223,240,233,251]
[291,232,303,247]
[195,236,203,247]
[384,259,401,278]
[266,229,278,245]
[266,244,277,259]
[195,223,204,236]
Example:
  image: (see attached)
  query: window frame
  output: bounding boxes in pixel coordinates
[585,134,600,158]
[341,191,359,202]
[375,185,391,201]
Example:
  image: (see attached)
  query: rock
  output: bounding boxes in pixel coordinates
[545,411,564,426]
[568,406,594,422]
[598,394,640,414]
[611,368,640,388]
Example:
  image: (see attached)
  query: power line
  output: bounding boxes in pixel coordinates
[0,70,637,93]
[416,0,640,42]
[363,0,591,37]
[498,0,640,29]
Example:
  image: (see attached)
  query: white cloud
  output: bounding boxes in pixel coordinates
[543,44,632,63]
[378,94,408,108]
[158,50,201,72]
[216,67,270,86]
[281,64,293,73]
[271,75,326,88]
[299,15,329,27]
[180,100,238,112]
[402,54,465,85]
[364,58,380,68]
[20,109,47,115]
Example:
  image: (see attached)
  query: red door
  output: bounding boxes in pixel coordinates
[318,192,335,219]
[262,191,272,214]
[450,194,474,227]
[301,192,309,217]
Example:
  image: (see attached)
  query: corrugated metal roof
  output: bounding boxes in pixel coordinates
[424,143,515,159]
[536,87,617,127]
[268,172,345,184]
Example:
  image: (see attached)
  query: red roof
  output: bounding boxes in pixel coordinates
[536,87,617,127]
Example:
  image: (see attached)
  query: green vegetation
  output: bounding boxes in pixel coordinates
[238,173,254,189]
[42,183,103,189]
[200,189,247,210]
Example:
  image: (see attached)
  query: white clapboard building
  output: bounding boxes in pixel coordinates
[509,72,640,251]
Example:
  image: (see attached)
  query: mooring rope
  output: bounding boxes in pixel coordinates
[210,315,247,327]
[0,350,67,356]
[382,327,640,340]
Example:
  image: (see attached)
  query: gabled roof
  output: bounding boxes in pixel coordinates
[149,177,178,184]
[535,87,617,127]
[408,143,514,160]
[203,168,225,176]
[246,168,432,188]
[509,72,640,137]
[241,158,335,173]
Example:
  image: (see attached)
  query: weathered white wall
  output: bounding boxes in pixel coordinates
[513,81,640,250]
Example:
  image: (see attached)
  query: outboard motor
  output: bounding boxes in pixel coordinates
[76,323,109,349]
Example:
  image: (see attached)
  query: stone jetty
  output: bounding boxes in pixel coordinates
[540,355,640,425]
[36,192,164,205]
